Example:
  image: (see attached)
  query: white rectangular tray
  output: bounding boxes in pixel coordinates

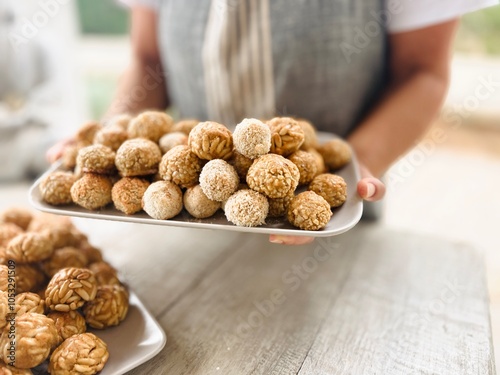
[29,135,363,237]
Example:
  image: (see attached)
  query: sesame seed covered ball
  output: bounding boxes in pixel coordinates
[115,138,162,177]
[228,151,253,182]
[0,207,32,230]
[317,139,352,170]
[70,174,113,211]
[159,132,188,154]
[104,113,132,131]
[188,121,233,160]
[309,173,347,208]
[112,177,150,215]
[225,189,269,227]
[142,181,183,220]
[172,119,199,135]
[61,144,79,170]
[267,117,304,157]
[93,126,128,151]
[267,192,294,218]
[288,150,318,185]
[308,148,327,175]
[298,119,319,150]
[246,154,300,199]
[76,144,116,174]
[159,145,203,188]
[39,171,77,206]
[76,121,103,146]
[199,160,239,202]
[287,191,332,231]
[128,111,174,142]
[183,185,221,219]
[233,118,271,159]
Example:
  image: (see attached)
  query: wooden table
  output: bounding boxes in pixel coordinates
[77,220,495,375]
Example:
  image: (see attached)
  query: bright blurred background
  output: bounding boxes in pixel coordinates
[0,0,499,365]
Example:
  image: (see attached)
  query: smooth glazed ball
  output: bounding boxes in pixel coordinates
[317,138,352,170]
[288,150,318,185]
[41,247,89,278]
[267,117,305,156]
[0,207,32,230]
[47,310,87,344]
[39,171,77,206]
[287,191,332,231]
[267,193,294,218]
[142,181,183,220]
[112,177,150,215]
[199,160,239,202]
[83,285,129,329]
[0,223,23,247]
[76,121,102,146]
[183,185,221,219]
[159,145,203,188]
[233,118,271,159]
[159,132,188,154]
[49,333,109,375]
[0,313,58,369]
[128,111,173,142]
[298,119,319,150]
[172,119,199,135]
[115,138,162,177]
[246,154,300,199]
[6,232,54,263]
[70,174,113,211]
[93,126,128,151]
[224,189,269,227]
[188,121,233,160]
[309,173,347,208]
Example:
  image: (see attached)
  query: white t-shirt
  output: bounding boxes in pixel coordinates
[120,0,498,33]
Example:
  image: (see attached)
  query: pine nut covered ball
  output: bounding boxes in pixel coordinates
[0,313,59,369]
[309,173,347,208]
[39,171,77,206]
[49,333,109,375]
[76,144,116,174]
[45,267,98,312]
[246,154,300,199]
[267,117,305,156]
[225,189,269,227]
[78,241,103,264]
[199,160,239,202]
[39,226,80,250]
[0,247,6,265]
[41,247,89,278]
[47,310,87,344]
[0,265,7,292]
[317,138,352,170]
[13,265,46,293]
[6,232,54,263]
[0,223,23,247]
[188,121,233,160]
[70,174,113,211]
[183,185,221,219]
[0,291,7,330]
[288,150,318,185]
[93,126,128,151]
[287,191,332,231]
[76,121,103,146]
[115,138,162,177]
[0,362,33,374]
[298,119,319,150]
[172,119,199,135]
[267,192,294,218]
[14,292,45,315]
[228,151,253,182]
[159,145,203,188]
[112,177,150,215]
[159,132,188,154]
[142,181,183,220]
[83,285,129,329]
[233,118,271,159]
[0,207,32,231]
[128,111,173,143]
[88,262,120,286]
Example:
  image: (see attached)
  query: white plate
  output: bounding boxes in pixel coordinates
[32,292,166,375]
[29,133,363,237]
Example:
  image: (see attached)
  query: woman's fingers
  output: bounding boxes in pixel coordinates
[357,177,386,202]
[46,138,74,164]
[269,234,315,245]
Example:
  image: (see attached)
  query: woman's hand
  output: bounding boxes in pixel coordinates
[46,138,74,164]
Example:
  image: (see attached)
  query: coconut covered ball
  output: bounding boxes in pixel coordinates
[233,118,271,159]
[309,173,347,208]
[267,193,294,218]
[94,126,128,151]
[76,121,103,146]
[267,117,305,156]
[298,119,319,150]
[159,145,203,188]
[76,144,116,174]
[224,189,269,227]
[115,138,162,177]
[128,111,173,143]
[199,160,239,202]
[188,121,233,160]
[0,207,32,230]
[111,177,150,215]
[288,150,318,185]
[317,138,352,170]
[142,181,183,220]
[39,171,77,206]
[183,185,221,219]
[70,174,113,211]
[172,119,199,135]
[228,151,253,182]
[246,154,300,199]
[159,132,188,154]
[287,191,332,231]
